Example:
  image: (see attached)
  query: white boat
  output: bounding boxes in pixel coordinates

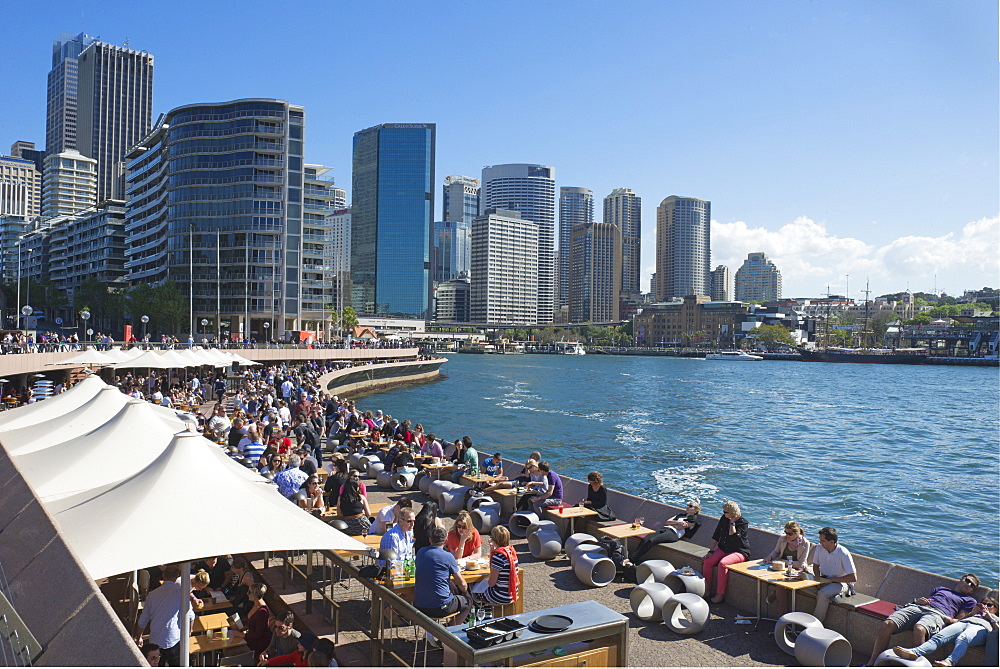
[561,342,586,355]
[705,350,763,361]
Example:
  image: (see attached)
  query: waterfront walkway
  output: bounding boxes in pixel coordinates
[254,483,864,667]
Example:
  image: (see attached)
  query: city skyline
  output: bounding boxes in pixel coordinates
[1,1,996,301]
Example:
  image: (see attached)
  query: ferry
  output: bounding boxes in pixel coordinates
[705,350,763,361]
[797,346,927,365]
[559,342,586,355]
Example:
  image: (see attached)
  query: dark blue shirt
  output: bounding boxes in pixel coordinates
[413,545,459,609]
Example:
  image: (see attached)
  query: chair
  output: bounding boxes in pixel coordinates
[794,627,852,667]
[568,543,605,567]
[662,592,710,635]
[367,462,385,480]
[564,533,598,557]
[774,611,824,656]
[418,471,435,494]
[574,553,616,587]
[416,610,461,667]
[392,472,416,491]
[525,520,557,537]
[629,583,675,622]
[471,504,500,534]
[664,569,705,597]
[527,530,562,560]
[376,469,394,488]
[635,560,675,584]
[440,486,470,515]
[872,650,932,667]
[507,512,538,538]
[220,651,255,666]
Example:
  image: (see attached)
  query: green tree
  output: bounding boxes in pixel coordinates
[905,313,932,326]
[748,324,796,346]
[926,304,962,318]
[341,306,359,331]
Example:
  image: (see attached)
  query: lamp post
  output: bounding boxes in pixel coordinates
[141,314,149,343]
[200,318,208,341]
[80,310,91,344]
[263,321,270,347]
[20,305,32,340]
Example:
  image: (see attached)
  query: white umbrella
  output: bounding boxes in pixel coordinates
[101,347,139,364]
[46,346,115,367]
[45,431,367,580]
[0,374,106,431]
[113,349,177,370]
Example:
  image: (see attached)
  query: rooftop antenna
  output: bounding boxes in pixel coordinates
[846,274,850,302]
[124,37,130,48]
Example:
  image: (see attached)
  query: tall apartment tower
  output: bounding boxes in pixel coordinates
[351,123,435,319]
[569,222,621,324]
[125,99,306,340]
[46,33,154,202]
[302,165,342,326]
[711,265,731,301]
[481,164,556,323]
[0,155,41,218]
[734,252,782,302]
[558,187,593,309]
[470,208,538,325]
[41,150,97,218]
[328,208,352,330]
[655,195,711,301]
[603,187,641,294]
[434,175,478,284]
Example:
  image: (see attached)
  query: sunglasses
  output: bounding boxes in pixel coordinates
[961,578,977,587]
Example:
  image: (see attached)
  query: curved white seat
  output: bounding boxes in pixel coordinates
[574,553,616,587]
[471,505,500,534]
[774,611,824,656]
[629,582,675,622]
[662,592,710,635]
[636,559,675,584]
[526,520,557,537]
[392,472,416,491]
[440,486,470,515]
[528,529,562,560]
[663,570,705,597]
[366,462,385,479]
[569,543,606,567]
[508,511,539,538]
[873,650,932,667]
[564,533,598,557]
[794,627,852,667]
[376,469,393,488]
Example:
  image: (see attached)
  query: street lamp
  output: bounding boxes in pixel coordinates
[20,305,32,339]
[80,310,91,343]
[141,315,149,342]
[263,321,270,347]
[200,318,209,339]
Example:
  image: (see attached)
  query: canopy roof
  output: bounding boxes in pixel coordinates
[46,347,115,367]
[45,432,367,580]
[0,375,106,431]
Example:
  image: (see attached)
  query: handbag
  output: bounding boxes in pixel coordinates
[593,505,617,521]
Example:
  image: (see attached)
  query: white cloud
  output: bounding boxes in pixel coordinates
[711,215,1000,296]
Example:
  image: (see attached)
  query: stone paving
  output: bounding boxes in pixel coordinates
[250,482,869,667]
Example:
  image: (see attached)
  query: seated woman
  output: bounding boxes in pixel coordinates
[228,557,255,618]
[243,583,271,661]
[323,458,349,508]
[445,511,483,560]
[762,520,811,615]
[629,501,701,562]
[579,471,615,521]
[486,458,538,495]
[297,474,325,513]
[337,477,372,535]
[894,597,998,667]
[471,526,519,610]
[413,501,447,552]
[391,444,417,474]
[702,501,750,604]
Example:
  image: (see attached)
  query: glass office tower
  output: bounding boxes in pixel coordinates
[351,123,435,318]
[558,187,593,309]
[125,99,305,340]
[655,195,711,302]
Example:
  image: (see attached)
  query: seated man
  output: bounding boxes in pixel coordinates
[529,461,563,515]
[811,526,857,622]
[261,612,300,663]
[413,526,471,622]
[379,507,416,564]
[372,497,413,535]
[867,573,980,666]
[482,452,504,478]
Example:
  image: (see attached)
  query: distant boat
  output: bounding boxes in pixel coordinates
[561,342,586,355]
[705,350,763,361]
[797,347,927,364]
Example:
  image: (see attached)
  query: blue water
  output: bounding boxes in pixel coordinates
[367,354,999,584]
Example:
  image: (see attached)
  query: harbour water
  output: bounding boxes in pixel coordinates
[366,353,999,585]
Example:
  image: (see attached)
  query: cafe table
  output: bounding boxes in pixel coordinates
[385,564,526,615]
[600,522,654,554]
[487,487,518,519]
[197,597,233,613]
[544,505,598,539]
[192,612,230,633]
[724,559,824,625]
[188,632,246,666]
[459,473,499,487]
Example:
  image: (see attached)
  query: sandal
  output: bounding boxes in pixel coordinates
[892,647,917,661]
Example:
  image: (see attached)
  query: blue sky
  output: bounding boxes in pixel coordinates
[2,0,997,299]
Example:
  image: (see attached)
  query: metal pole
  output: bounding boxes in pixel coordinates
[180,561,191,667]
[245,237,250,344]
[216,229,221,343]
[189,223,194,341]
[15,242,20,331]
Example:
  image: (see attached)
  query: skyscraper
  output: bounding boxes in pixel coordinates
[655,196,711,301]
[558,187,593,309]
[351,123,435,318]
[711,265,731,301]
[46,33,154,202]
[125,99,306,340]
[481,164,556,323]
[603,187,641,294]
[41,150,96,218]
[0,155,41,218]
[569,221,621,323]
[734,252,782,302]
[442,175,479,224]
[470,208,538,325]
[435,175,478,284]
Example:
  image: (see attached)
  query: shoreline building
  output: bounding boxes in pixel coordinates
[125,99,309,340]
[655,195,711,302]
[481,164,556,323]
[603,187,642,303]
[711,264,731,302]
[569,221,621,323]
[0,154,41,219]
[470,208,538,325]
[634,294,749,347]
[351,123,436,319]
[46,33,154,202]
[327,207,352,335]
[558,187,593,311]
[734,252,782,302]
[301,165,345,336]
[41,150,97,218]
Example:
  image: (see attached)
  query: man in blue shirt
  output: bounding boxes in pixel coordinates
[414,527,470,621]
[482,452,504,478]
[379,508,415,565]
[134,564,195,666]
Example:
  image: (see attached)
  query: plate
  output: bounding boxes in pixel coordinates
[530,614,573,633]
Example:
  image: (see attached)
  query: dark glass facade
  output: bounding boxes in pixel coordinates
[351,124,435,318]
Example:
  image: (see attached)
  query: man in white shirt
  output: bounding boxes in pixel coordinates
[811,526,858,622]
[372,497,412,535]
[134,564,195,666]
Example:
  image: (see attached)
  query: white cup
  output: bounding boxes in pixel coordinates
[220,627,229,640]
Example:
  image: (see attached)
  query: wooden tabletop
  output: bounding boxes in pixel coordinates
[461,474,500,485]
[725,559,824,589]
[600,523,654,539]
[188,633,246,654]
[197,597,232,613]
[490,487,517,497]
[192,612,230,633]
[545,506,599,520]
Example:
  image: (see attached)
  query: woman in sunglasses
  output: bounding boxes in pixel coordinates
[629,501,701,563]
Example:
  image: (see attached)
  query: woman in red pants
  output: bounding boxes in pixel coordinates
[702,501,750,604]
